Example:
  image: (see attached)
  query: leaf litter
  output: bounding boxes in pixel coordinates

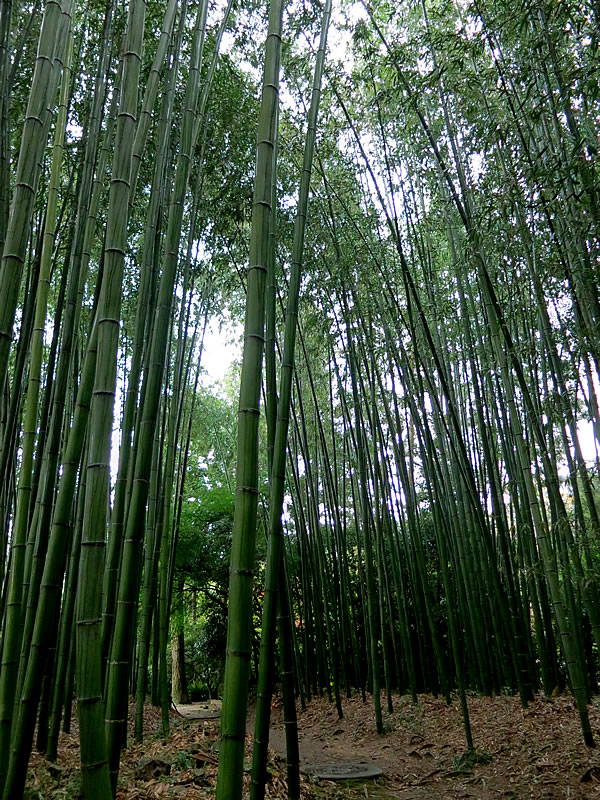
[25,691,600,798]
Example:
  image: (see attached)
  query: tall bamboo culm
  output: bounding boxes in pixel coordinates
[215,0,285,796]
[75,0,146,796]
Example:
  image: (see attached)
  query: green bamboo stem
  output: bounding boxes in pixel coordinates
[12,28,74,703]
[76,0,146,795]
[129,0,179,202]
[47,442,87,761]
[0,0,73,386]
[215,0,284,794]
[251,2,330,796]
[134,417,161,742]
[101,0,186,671]
[3,325,97,799]
[0,2,73,789]
[105,4,208,775]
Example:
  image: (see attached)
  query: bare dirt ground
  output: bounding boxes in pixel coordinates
[26,692,600,799]
[259,691,600,799]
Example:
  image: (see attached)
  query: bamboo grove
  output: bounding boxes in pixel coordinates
[0,0,598,797]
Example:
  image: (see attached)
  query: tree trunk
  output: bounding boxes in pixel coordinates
[171,629,189,706]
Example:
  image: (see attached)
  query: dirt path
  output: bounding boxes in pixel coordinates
[173,692,600,799]
[251,692,600,799]
[254,698,387,774]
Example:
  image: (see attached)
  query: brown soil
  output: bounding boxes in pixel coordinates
[25,692,600,799]
[253,691,600,799]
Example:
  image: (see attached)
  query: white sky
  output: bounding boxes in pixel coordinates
[201,318,242,387]
[577,419,599,462]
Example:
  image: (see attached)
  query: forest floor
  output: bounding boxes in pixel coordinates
[26,692,600,799]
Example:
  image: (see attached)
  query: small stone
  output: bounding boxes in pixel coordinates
[304,762,383,780]
[135,757,171,780]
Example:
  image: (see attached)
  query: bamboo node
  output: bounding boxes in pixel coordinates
[81,758,109,769]
[236,485,259,495]
[77,695,103,705]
